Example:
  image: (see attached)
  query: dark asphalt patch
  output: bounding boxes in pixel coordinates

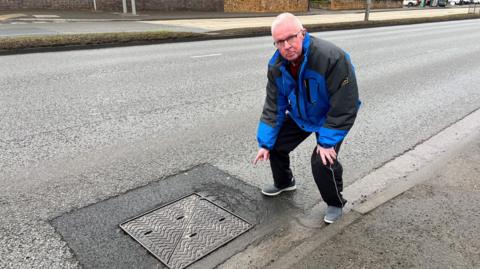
[51,164,298,269]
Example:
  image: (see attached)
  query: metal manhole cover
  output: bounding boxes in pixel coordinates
[120,193,253,269]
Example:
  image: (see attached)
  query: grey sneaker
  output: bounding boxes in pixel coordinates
[261,178,296,196]
[324,206,342,224]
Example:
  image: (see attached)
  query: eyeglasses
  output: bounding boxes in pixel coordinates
[273,30,304,49]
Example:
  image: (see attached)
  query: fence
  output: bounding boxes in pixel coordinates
[310,0,402,10]
[468,3,480,14]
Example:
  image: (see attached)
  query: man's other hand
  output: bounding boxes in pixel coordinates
[253,148,270,164]
[316,145,337,165]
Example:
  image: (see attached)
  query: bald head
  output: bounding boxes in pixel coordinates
[271,13,304,36]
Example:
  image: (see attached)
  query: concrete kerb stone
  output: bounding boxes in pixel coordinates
[225,108,480,268]
[349,107,480,215]
[263,212,363,269]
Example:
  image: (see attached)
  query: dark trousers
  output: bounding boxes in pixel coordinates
[269,115,347,208]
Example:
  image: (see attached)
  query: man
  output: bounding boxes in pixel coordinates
[253,13,360,224]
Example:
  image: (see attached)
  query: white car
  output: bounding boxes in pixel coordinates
[403,0,419,6]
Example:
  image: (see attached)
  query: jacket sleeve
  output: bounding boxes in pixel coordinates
[257,68,288,150]
[317,52,360,148]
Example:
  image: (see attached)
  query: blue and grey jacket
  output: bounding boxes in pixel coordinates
[257,33,360,149]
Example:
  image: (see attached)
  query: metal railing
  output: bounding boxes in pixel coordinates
[468,3,480,14]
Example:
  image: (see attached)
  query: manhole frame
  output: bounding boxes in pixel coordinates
[119,193,253,269]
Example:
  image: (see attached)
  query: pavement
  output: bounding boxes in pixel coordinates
[293,135,480,268]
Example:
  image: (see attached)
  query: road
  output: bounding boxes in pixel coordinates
[1,19,480,268]
[0,20,205,37]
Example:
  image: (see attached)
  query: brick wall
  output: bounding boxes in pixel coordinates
[331,0,402,10]
[0,0,92,9]
[310,0,331,9]
[95,0,120,11]
[0,0,223,11]
[224,0,308,13]
[0,0,19,9]
[140,0,223,11]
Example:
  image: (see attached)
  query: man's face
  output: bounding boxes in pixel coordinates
[272,23,305,62]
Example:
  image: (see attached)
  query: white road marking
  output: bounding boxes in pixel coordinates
[33,15,60,18]
[190,53,222,58]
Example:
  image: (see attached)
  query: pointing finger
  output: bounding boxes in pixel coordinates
[253,154,261,165]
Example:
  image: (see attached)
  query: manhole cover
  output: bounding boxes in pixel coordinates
[120,193,253,269]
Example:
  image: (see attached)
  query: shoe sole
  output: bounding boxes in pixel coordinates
[261,186,297,196]
[323,218,335,224]
[323,215,342,224]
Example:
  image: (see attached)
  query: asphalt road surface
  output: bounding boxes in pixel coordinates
[1,19,480,268]
[0,20,207,37]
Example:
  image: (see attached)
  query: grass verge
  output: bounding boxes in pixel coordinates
[0,31,205,52]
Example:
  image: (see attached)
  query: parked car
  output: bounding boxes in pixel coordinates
[450,0,474,4]
[403,0,419,6]
[438,0,448,6]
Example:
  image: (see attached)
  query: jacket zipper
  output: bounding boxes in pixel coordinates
[305,80,312,103]
[295,87,302,117]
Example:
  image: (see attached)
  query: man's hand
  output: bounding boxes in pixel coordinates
[253,148,270,165]
[316,145,337,166]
